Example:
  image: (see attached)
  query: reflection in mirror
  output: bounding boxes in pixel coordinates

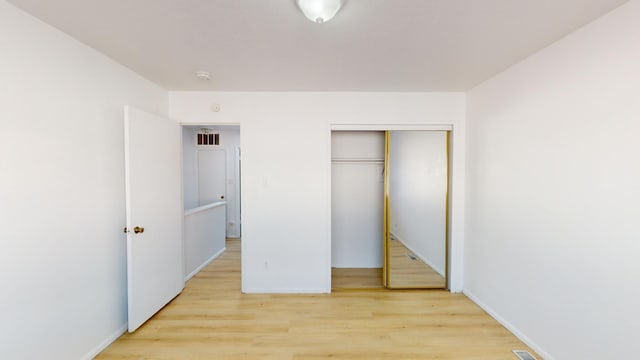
[386,131,448,289]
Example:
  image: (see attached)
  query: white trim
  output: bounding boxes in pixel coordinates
[179,123,187,301]
[448,122,464,293]
[243,288,330,294]
[331,124,453,131]
[463,289,554,360]
[122,106,136,332]
[196,146,224,151]
[184,201,226,216]
[390,232,445,277]
[80,324,127,360]
[233,146,241,238]
[327,123,333,292]
[184,246,226,282]
[331,158,385,164]
[332,264,381,269]
[180,122,240,126]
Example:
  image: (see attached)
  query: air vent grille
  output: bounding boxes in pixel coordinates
[197,129,219,146]
[513,350,536,360]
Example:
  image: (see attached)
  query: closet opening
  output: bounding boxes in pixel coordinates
[330,129,450,290]
[331,131,386,289]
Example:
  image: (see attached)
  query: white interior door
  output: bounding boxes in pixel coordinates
[198,149,226,205]
[124,106,184,332]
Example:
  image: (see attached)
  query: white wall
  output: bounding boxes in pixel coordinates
[389,131,447,276]
[331,131,385,161]
[465,1,640,359]
[169,92,466,293]
[184,204,226,280]
[331,131,384,268]
[182,127,199,209]
[0,2,168,359]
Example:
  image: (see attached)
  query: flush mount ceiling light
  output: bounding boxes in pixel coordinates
[296,0,344,24]
[195,70,211,80]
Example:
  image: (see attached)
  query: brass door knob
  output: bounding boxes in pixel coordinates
[133,226,145,234]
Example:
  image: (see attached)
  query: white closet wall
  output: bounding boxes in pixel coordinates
[331,131,384,268]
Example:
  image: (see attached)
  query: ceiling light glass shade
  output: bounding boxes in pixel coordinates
[296,0,344,23]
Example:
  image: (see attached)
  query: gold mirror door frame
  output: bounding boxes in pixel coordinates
[383,130,450,289]
[383,131,390,287]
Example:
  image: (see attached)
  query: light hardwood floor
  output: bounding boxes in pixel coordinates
[97,239,538,359]
[331,267,384,289]
[388,237,446,289]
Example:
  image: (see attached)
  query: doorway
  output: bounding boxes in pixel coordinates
[181,124,241,281]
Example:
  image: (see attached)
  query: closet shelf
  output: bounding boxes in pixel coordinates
[331,158,384,164]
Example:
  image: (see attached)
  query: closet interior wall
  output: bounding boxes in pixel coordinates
[331,131,385,269]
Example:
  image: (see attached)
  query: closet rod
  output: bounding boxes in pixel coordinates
[331,158,384,164]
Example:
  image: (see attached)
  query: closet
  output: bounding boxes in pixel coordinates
[331,130,449,290]
[331,131,385,288]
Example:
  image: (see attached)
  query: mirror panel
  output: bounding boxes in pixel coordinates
[385,130,448,289]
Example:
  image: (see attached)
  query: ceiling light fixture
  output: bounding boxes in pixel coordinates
[195,70,211,80]
[296,0,344,24]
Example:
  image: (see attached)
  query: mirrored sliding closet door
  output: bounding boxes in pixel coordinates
[384,130,449,289]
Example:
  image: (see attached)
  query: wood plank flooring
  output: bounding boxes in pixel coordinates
[331,268,384,289]
[96,239,538,359]
[388,237,446,288]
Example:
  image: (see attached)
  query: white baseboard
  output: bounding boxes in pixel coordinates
[463,289,554,360]
[390,232,445,276]
[242,288,330,294]
[331,264,383,269]
[81,248,226,359]
[81,324,127,360]
[184,247,226,282]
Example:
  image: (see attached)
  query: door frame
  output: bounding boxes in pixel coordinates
[181,123,242,284]
[384,129,450,289]
[328,124,460,292]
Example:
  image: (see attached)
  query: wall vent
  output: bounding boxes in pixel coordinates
[197,128,220,146]
[512,350,536,360]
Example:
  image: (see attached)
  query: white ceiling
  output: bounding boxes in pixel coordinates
[7,0,628,91]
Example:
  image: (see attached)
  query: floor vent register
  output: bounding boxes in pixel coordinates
[512,350,536,360]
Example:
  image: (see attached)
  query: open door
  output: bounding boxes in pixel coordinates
[124,106,184,332]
